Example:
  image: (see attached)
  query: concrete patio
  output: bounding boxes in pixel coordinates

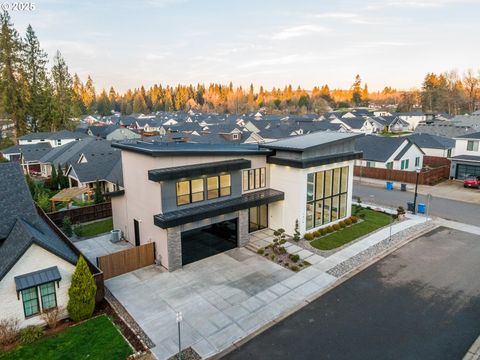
[105,210,429,360]
[75,233,133,264]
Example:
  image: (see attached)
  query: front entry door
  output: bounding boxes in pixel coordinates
[134,219,140,246]
[249,204,268,232]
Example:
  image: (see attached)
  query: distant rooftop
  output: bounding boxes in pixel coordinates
[112,141,272,156]
[261,131,360,152]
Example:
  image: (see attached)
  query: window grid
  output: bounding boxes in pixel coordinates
[22,287,40,318]
[306,166,349,230]
[40,282,57,310]
[243,168,266,191]
[176,174,231,206]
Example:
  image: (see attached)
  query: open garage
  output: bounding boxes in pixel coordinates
[181,219,238,265]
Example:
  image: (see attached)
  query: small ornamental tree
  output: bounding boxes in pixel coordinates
[62,216,73,237]
[50,165,58,190]
[67,256,96,322]
[293,219,300,242]
[94,179,104,204]
[57,164,66,189]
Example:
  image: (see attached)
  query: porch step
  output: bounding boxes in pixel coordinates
[245,242,263,253]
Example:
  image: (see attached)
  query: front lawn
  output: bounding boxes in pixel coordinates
[74,218,113,238]
[0,315,133,360]
[310,207,392,250]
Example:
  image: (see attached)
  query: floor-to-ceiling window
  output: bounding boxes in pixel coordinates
[306,166,349,230]
[249,204,268,232]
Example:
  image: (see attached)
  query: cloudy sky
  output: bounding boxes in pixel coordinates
[9,0,480,92]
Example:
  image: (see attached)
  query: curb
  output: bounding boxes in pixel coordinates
[209,221,438,359]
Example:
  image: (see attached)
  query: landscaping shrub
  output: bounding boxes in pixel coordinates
[304,233,314,241]
[320,228,328,236]
[350,216,358,223]
[333,223,341,231]
[62,217,73,237]
[290,265,299,272]
[293,219,301,242]
[326,226,334,233]
[270,254,275,261]
[339,220,346,228]
[278,246,287,255]
[67,256,96,322]
[41,306,63,329]
[0,318,19,345]
[345,218,352,226]
[313,230,321,238]
[257,249,264,255]
[289,254,300,263]
[264,253,269,257]
[18,325,44,345]
[303,261,311,266]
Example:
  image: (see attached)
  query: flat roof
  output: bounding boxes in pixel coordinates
[112,141,272,156]
[261,132,361,152]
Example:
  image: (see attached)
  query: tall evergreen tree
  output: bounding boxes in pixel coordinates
[0,11,26,140]
[51,50,73,130]
[67,256,96,322]
[351,74,362,106]
[96,89,111,116]
[23,25,49,132]
[82,75,96,113]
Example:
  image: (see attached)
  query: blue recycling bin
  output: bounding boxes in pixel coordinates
[417,203,426,214]
[386,181,393,190]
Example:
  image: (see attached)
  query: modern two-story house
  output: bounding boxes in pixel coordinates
[111,132,362,271]
[449,132,480,179]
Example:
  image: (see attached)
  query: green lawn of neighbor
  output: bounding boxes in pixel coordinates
[310,207,392,250]
[74,218,113,238]
[0,315,133,360]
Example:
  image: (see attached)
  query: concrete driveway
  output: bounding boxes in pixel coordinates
[106,248,336,359]
[225,226,480,360]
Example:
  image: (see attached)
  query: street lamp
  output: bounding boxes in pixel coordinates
[176,312,183,360]
[412,166,421,214]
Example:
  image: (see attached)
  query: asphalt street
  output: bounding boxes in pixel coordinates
[224,227,480,360]
[353,183,480,226]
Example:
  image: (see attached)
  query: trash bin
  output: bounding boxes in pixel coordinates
[407,202,414,212]
[386,181,393,190]
[400,183,407,192]
[417,203,426,214]
[111,229,121,243]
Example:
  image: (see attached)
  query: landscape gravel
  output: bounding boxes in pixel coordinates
[327,221,437,278]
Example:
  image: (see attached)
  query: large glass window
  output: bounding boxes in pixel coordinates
[207,176,219,199]
[243,168,266,191]
[40,282,57,310]
[191,178,204,203]
[220,174,231,196]
[306,166,350,230]
[176,180,190,205]
[22,287,39,317]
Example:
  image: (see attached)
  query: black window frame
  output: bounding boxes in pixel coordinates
[306,166,349,230]
[21,286,40,318]
[176,174,231,206]
[243,167,266,191]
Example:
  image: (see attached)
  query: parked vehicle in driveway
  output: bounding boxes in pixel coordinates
[463,175,480,188]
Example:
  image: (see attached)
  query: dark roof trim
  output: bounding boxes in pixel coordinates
[14,266,61,292]
[154,188,284,228]
[450,155,480,163]
[267,151,363,169]
[148,159,251,182]
[111,142,272,156]
[105,189,125,197]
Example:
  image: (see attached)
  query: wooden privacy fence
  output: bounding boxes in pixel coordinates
[354,165,450,185]
[97,243,155,280]
[47,202,112,226]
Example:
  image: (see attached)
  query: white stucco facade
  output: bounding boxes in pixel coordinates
[0,244,75,328]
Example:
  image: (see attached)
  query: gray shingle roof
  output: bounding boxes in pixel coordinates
[407,133,455,149]
[1,143,52,161]
[456,131,480,140]
[0,162,78,280]
[14,266,61,291]
[355,135,407,162]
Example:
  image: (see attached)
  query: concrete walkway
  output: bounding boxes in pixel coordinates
[106,209,430,360]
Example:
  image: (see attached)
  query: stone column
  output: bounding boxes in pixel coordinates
[166,227,182,272]
[237,209,249,247]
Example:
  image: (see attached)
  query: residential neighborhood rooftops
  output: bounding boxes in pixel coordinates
[19,130,88,141]
[407,133,455,149]
[355,135,408,162]
[1,143,53,161]
[455,131,480,140]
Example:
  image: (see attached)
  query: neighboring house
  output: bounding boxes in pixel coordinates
[415,122,476,138]
[87,125,141,141]
[0,162,86,328]
[407,133,455,158]
[355,135,424,171]
[1,143,53,175]
[110,132,361,271]
[395,112,432,130]
[66,141,123,193]
[449,132,480,179]
[18,130,88,148]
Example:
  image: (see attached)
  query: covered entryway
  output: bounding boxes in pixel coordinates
[181,219,237,265]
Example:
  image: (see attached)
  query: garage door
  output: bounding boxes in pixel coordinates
[181,219,237,266]
[456,164,480,179]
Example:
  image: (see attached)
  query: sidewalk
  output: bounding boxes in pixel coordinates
[354,176,480,204]
[464,336,480,360]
